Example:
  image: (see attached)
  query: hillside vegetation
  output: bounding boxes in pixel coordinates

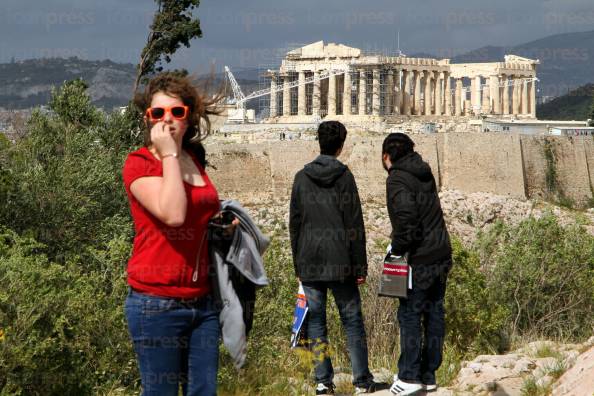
[537,83,593,120]
[0,58,135,110]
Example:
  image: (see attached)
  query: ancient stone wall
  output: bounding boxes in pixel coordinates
[204,134,594,207]
[441,133,526,199]
[519,136,548,200]
[550,137,593,205]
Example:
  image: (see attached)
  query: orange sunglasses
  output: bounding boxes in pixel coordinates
[145,105,189,121]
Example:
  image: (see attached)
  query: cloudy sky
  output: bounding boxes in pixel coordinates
[1,0,593,73]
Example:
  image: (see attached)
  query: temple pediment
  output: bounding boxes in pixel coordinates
[287,41,361,59]
[504,54,540,64]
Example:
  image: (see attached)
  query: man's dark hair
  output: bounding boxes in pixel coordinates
[318,121,347,155]
[382,133,415,163]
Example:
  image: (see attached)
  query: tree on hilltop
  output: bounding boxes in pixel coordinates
[133,0,202,92]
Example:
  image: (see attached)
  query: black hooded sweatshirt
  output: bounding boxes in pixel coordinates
[387,151,452,288]
[289,155,367,282]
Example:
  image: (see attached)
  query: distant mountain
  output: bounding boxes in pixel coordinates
[3,30,594,111]
[536,84,593,121]
[0,58,136,110]
[451,30,594,100]
[0,58,267,113]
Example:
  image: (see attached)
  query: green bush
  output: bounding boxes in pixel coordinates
[445,238,509,355]
[0,227,136,395]
[218,233,310,395]
[477,214,594,340]
[0,79,140,265]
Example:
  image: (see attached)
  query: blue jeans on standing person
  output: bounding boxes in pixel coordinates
[124,289,221,396]
[302,280,374,387]
[397,275,447,386]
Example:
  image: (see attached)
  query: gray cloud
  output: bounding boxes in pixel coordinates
[1,0,592,71]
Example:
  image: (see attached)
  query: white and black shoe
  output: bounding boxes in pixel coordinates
[392,374,437,393]
[390,379,423,395]
[422,383,437,392]
[315,382,335,395]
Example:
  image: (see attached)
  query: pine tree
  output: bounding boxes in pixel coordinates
[133,0,202,92]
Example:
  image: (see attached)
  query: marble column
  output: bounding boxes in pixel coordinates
[386,70,394,115]
[471,76,481,115]
[328,73,336,116]
[372,69,380,116]
[424,71,432,115]
[444,73,452,116]
[270,75,277,117]
[343,71,351,115]
[394,70,401,115]
[414,70,422,115]
[490,75,500,114]
[530,78,537,118]
[512,76,520,115]
[455,78,463,116]
[297,71,306,116]
[403,70,412,116]
[434,71,442,116]
[521,77,529,115]
[283,75,291,116]
[359,71,367,115]
[482,79,490,114]
[502,75,510,115]
[313,71,321,117]
[465,99,472,115]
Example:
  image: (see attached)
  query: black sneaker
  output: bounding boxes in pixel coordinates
[315,382,335,395]
[354,381,391,394]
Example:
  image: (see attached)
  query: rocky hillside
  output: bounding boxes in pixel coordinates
[0,58,135,110]
[0,58,263,114]
[339,338,594,396]
[537,83,593,121]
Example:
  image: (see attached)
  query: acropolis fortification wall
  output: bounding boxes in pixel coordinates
[205,133,594,207]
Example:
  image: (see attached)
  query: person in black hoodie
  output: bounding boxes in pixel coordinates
[290,121,377,395]
[381,133,452,395]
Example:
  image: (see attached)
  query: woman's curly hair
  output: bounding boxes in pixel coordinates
[134,73,222,167]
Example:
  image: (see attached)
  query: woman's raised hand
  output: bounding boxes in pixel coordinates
[150,122,178,157]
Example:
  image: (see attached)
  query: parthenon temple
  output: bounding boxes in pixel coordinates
[265,41,539,122]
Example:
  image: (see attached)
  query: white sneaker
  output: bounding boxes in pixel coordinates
[390,379,423,395]
[315,382,335,395]
[393,374,437,392]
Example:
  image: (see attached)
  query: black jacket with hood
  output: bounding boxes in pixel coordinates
[387,151,452,288]
[289,155,367,282]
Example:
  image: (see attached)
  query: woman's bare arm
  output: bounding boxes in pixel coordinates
[130,156,187,227]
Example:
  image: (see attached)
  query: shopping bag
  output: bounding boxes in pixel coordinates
[378,252,410,298]
[290,283,308,348]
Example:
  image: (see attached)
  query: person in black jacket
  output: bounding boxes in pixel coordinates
[382,133,452,395]
[289,121,377,395]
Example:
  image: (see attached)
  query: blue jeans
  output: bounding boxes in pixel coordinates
[124,289,221,396]
[302,280,373,387]
[397,276,447,385]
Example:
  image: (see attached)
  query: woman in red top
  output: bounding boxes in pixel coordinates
[122,74,230,396]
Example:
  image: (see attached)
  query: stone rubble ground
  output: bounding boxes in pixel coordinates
[316,338,594,396]
[249,190,594,248]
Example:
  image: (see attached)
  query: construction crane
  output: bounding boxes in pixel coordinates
[224,66,246,109]
[224,66,254,123]
[224,65,350,122]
